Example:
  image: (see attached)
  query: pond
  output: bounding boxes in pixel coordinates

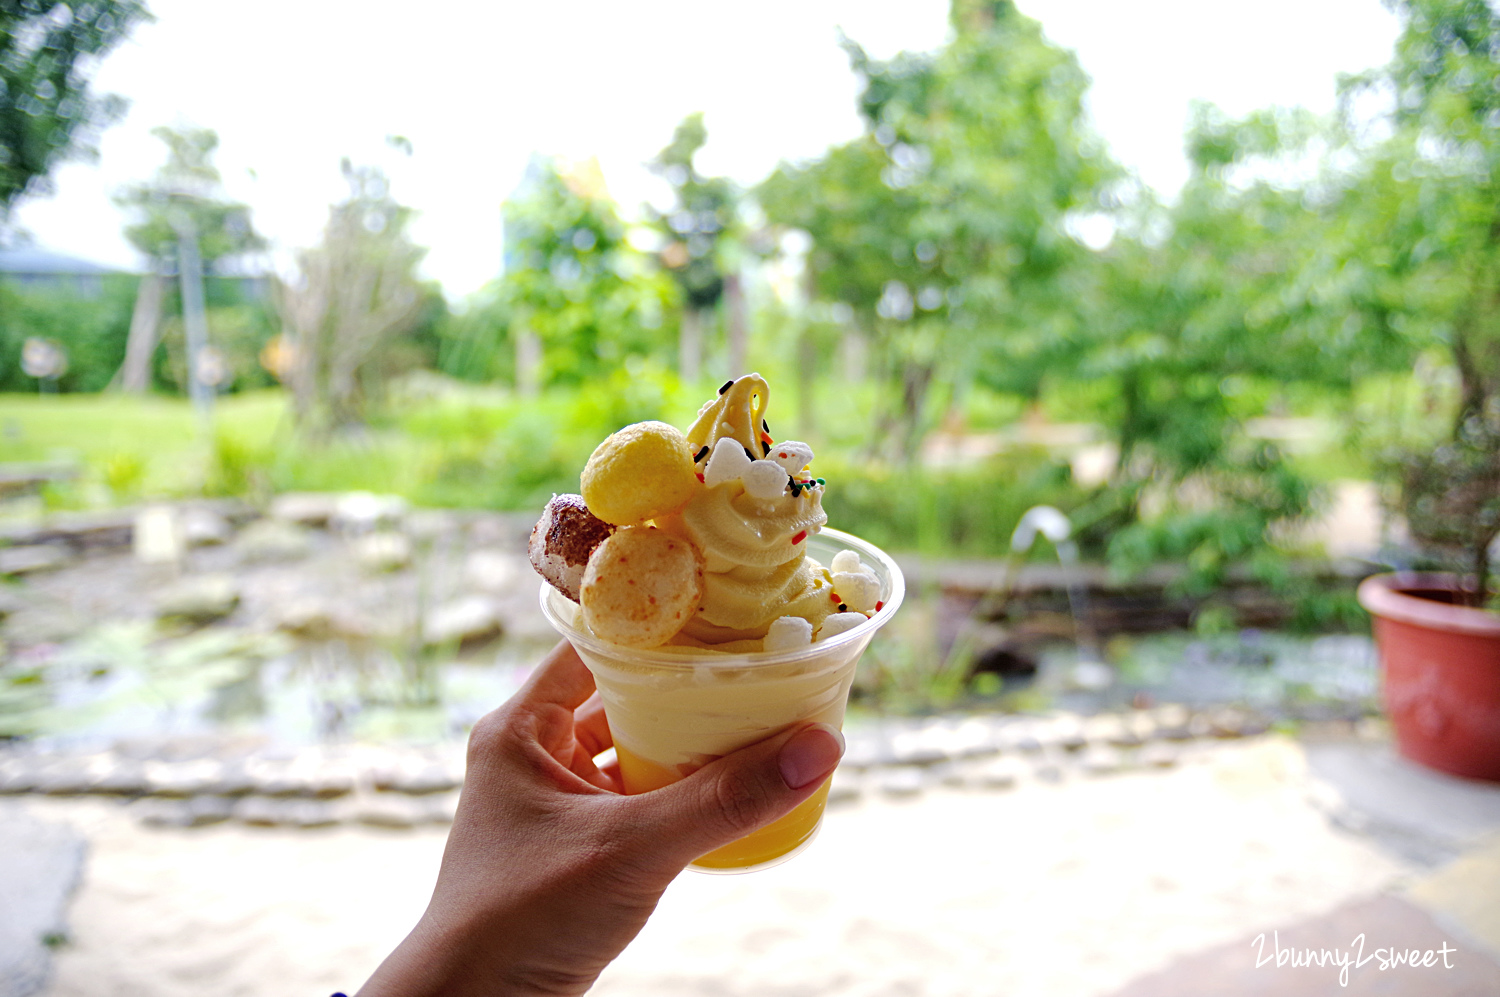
[3,617,1379,754]
[0,501,1381,752]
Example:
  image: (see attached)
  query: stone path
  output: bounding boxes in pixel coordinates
[1100,740,1500,997]
[1106,891,1500,997]
[0,804,85,997]
[0,705,1284,832]
[18,733,1491,997]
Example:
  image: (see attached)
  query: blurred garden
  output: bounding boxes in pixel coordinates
[1,0,1497,735]
[6,4,1500,997]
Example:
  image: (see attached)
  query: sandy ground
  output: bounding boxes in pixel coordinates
[29,737,1412,997]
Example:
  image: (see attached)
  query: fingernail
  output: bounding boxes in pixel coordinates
[779,724,845,790]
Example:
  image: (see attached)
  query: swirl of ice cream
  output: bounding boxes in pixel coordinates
[656,374,835,643]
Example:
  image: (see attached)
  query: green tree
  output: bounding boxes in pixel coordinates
[1071,108,1343,592]
[1074,0,1500,597]
[1,0,149,220]
[115,126,263,267]
[1317,0,1500,600]
[759,0,1116,458]
[0,273,136,391]
[276,159,443,433]
[113,125,266,394]
[647,113,746,380]
[477,156,676,391]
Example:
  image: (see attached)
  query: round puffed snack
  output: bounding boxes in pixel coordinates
[815,612,869,642]
[581,527,704,647]
[767,441,814,475]
[529,493,614,603]
[763,615,814,652]
[581,421,700,526]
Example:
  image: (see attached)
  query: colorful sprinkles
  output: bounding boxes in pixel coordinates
[761,440,771,456]
[788,473,821,498]
[719,379,733,395]
[875,600,884,612]
[830,591,841,604]
[791,529,807,545]
[693,445,710,463]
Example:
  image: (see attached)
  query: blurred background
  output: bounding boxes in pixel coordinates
[2,1,1500,996]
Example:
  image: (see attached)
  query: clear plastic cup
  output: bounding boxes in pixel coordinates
[540,527,904,874]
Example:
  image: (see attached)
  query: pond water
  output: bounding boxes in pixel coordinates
[3,617,1378,754]
[2,621,556,751]
[1047,630,1379,717]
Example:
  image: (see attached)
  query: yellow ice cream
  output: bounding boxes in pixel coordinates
[537,372,904,873]
[656,374,836,644]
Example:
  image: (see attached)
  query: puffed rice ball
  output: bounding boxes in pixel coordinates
[830,550,862,574]
[815,612,869,641]
[528,493,614,602]
[581,421,699,526]
[580,527,704,647]
[703,436,753,487]
[767,441,814,474]
[742,459,789,500]
[832,569,881,612]
[763,616,814,652]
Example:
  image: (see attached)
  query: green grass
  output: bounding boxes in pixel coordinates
[0,391,289,502]
[0,380,1387,564]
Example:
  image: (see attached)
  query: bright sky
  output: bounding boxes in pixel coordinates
[9,0,1402,299]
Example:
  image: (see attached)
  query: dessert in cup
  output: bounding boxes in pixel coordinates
[532,373,903,872]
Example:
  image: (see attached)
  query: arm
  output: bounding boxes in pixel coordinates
[357,639,844,997]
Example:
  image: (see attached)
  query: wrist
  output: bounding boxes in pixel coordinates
[357,909,489,997]
[361,905,599,997]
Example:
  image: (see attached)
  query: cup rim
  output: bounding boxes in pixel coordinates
[538,527,905,670]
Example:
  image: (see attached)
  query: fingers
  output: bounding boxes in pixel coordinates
[573,692,613,758]
[598,755,623,789]
[613,723,845,872]
[518,640,597,711]
[566,742,620,793]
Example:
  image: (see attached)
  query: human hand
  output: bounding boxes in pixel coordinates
[356,639,845,997]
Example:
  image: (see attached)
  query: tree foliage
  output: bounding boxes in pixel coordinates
[0,273,136,390]
[469,157,675,388]
[1080,0,1500,596]
[759,0,1116,458]
[1065,106,1366,589]
[114,125,263,270]
[1325,0,1500,599]
[0,0,148,218]
[276,160,443,433]
[647,113,738,313]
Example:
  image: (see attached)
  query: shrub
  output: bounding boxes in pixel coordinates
[0,276,136,391]
[819,446,1083,558]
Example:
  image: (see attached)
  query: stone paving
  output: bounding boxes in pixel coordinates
[5,492,1490,995]
[1102,738,1500,997]
[0,704,1284,832]
[0,805,85,997]
[2,724,1495,997]
[17,731,1498,997]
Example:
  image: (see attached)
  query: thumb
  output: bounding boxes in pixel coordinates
[616,723,845,872]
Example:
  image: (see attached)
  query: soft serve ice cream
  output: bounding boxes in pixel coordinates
[531,372,886,652]
[532,372,902,871]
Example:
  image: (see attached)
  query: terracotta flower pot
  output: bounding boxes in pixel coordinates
[1357,572,1500,782]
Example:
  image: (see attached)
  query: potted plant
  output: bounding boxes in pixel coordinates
[1348,0,1500,781]
[1357,419,1500,782]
